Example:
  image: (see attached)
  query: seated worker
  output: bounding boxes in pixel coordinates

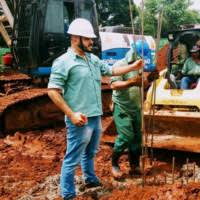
[167,42,188,89]
[180,45,200,89]
[177,42,188,65]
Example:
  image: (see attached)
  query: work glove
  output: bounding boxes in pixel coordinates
[128,75,142,87]
[128,75,149,88]
[147,70,159,82]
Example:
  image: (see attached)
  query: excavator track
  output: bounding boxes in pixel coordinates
[0,88,64,136]
[0,72,31,94]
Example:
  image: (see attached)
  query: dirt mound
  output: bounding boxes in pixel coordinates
[0,128,200,200]
[100,183,200,200]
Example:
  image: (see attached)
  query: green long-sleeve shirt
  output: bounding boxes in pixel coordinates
[182,57,200,76]
[48,48,112,117]
[111,50,141,114]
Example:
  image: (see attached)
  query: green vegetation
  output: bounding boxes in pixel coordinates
[142,0,200,37]
[96,0,138,27]
[159,38,168,49]
[96,0,200,37]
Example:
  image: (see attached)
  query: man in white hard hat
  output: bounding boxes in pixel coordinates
[48,18,143,200]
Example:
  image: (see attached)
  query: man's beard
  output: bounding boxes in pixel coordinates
[79,37,93,53]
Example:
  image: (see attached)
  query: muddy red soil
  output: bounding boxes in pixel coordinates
[0,72,31,82]
[0,128,200,200]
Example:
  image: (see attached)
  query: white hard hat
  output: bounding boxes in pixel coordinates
[67,18,96,38]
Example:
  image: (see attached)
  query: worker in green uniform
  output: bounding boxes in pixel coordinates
[110,47,158,178]
[180,45,200,89]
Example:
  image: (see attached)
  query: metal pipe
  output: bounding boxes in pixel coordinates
[150,81,157,163]
[140,0,147,157]
[193,162,196,182]
[128,0,137,59]
[172,157,175,184]
[141,155,146,187]
[186,158,189,184]
[153,175,156,185]
[164,171,167,184]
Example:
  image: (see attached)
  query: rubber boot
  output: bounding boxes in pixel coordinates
[128,150,141,176]
[111,151,122,178]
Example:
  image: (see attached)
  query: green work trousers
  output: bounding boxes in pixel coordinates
[113,103,142,165]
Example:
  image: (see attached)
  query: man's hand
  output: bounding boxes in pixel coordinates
[130,59,144,71]
[112,59,144,76]
[147,70,159,82]
[70,112,88,126]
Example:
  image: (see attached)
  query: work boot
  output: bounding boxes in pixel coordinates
[85,181,103,188]
[128,150,142,176]
[79,181,103,192]
[111,151,122,178]
[129,165,142,176]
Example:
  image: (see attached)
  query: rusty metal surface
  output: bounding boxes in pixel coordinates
[156,44,169,71]
[145,110,200,153]
[146,135,200,153]
[145,111,200,137]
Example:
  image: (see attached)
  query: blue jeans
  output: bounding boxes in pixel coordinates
[60,116,102,199]
[180,76,199,89]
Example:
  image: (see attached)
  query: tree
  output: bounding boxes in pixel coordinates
[96,0,139,27]
[142,0,200,37]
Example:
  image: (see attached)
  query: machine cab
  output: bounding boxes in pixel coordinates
[166,29,200,89]
[12,0,100,69]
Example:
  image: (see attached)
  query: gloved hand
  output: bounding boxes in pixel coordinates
[128,75,142,87]
[147,70,159,82]
[128,75,149,88]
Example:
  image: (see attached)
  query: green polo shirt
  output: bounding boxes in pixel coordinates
[48,48,112,117]
[111,51,141,114]
[182,57,200,76]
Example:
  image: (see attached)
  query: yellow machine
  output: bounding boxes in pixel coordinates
[144,28,200,153]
